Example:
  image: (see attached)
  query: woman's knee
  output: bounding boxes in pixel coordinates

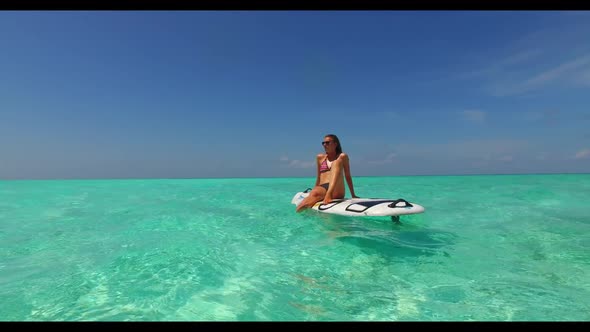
[310,188,326,198]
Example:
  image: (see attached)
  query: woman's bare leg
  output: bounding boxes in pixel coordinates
[296,186,327,212]
[324,160,344,203]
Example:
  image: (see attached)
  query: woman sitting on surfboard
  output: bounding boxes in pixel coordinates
[295,134,359,212]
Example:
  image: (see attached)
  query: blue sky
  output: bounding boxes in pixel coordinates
[1,11,589,179]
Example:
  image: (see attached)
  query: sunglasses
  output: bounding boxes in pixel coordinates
[321,141,333,146]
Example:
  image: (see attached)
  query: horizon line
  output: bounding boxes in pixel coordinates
[2,171,589,181]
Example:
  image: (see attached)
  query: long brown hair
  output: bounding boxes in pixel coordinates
[325,134,342,155]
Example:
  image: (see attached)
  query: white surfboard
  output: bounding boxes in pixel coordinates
[291,189,425,219]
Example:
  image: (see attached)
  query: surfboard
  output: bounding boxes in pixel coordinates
[291,188,425,220]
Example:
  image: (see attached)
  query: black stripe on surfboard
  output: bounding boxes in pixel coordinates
[344,200,394,213]
[316,199,347,211]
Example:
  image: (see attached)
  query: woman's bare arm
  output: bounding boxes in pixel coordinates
[342,153,358,198]
[314,154,322,187]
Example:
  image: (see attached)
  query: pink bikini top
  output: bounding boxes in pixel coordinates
[319,157,333,173]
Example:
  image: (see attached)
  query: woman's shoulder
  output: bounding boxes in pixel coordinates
[316,153,327,160]
[338,152,349,160]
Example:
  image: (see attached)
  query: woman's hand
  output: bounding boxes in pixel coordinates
[323,194,332,204]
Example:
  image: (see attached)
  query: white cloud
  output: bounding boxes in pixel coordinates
[490,53,590,97]
[393,139,530,160]
[289,160,315,168]
[456,20,590,97]
[575,149,590,159]
[279,156,315,169]
[461,110,486,124]
[521,54,590,85]
[367,153,397,165]
[501,49,544,66]
[458,49,543,80]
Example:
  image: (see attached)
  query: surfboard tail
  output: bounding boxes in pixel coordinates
[291,192,309,205]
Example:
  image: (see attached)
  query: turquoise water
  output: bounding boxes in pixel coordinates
[1,174,589,321]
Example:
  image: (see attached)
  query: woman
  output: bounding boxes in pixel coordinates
[295,134,358,212]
